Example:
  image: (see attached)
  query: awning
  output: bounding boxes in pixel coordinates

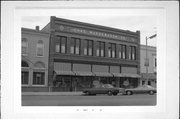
[111,73,123,77]
[55,71,75,75]
[93,72,113,77]
[121,73,141,78]
[111,73,140,78]
[74,71,95,76]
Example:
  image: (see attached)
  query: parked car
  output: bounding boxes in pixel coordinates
[124,85,156,95]
[83,84,125,96]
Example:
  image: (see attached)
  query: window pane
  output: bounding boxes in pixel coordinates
[88,40,93,56]
[112,44,116,58]
[84,40,87,55]
[33,72,45,85]
[96,48,99,56]
[55,44,60,53]
[37,48,43,56]
[61,37,66,53]
[119,45,122,59]
[122,45,126,59]
[70,38,74,54]
[22,38,28,55]
[75,39,80,55]
[22,71,29,84]
[37,40,44,56]
[100,42,105,57]
[129,47,132,59]
[89,48,92,56]
[108,44,111,57]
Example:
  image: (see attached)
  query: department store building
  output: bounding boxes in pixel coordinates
[41,16,141,92]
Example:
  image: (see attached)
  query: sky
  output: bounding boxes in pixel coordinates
[22,15,157,47]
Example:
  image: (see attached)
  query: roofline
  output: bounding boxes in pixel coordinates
[21,27,50,35]
[53,16,140,36]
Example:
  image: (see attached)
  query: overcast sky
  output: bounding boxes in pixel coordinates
[22,15,157,47]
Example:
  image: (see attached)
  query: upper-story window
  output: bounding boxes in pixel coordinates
[129,46,136,60]
[119,44,126,59]
[36,40,44,57]
[70,37,80,55]
[84,40,93,56]
[55,36,67,54]
[108,43,116,58]
[96,41,105,57]
[22,38,28,55]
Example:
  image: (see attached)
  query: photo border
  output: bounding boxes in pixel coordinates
[1,1,179,119]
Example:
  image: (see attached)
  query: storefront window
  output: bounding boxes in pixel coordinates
[33,72,45,85]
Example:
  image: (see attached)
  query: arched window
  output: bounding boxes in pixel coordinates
[22,38,28,55]
[33,61,45,85]
[21,60,29,85]
[36,40,44,57]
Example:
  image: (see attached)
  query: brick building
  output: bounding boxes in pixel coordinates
[41,16,141,92]
[140,45,156,87]
[21,27,50,92]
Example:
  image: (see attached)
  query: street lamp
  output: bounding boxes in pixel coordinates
[145,34,157,85]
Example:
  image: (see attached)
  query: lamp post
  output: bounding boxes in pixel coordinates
[145,34,156,85]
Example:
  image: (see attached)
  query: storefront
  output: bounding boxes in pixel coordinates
[141,73,156,87]
[46,16,141,92]
[52,62,140,92]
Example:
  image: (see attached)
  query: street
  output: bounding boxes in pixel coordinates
[22,94,156,106]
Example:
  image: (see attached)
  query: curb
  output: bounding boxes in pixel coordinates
[22,92,84,96]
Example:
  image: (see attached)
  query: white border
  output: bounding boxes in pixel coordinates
[1,1,179,119]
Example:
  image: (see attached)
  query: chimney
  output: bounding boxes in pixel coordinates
[36,26,40,31]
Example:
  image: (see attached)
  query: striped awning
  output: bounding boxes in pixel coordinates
[74,71,94,76]
[55,71,75,75]
[111,73,141,78]
[93,72,113,77]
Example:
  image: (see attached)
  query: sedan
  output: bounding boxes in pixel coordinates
[83,84,125,96]
[124,85,156,95]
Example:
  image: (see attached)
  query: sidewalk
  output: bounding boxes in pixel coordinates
[22,91,84,96]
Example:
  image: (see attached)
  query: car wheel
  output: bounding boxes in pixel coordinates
[149,90,154,95]
[107,91,112,96]
[85,91,90,95]
[126,91,133,95]
[113,93,118,96]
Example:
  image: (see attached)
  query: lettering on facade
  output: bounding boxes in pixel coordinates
[58,25,137,42]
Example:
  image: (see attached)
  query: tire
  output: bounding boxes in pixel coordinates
[126,91,133,95]
[107,91,112,96]
[85,91,90,95]
[113,93,118,96]
[149,90,154,95]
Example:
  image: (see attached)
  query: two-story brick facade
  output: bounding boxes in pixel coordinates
[41,16,141,92]
[21,27,50,92]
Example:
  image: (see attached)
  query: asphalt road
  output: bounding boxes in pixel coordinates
[22,94,156,106]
